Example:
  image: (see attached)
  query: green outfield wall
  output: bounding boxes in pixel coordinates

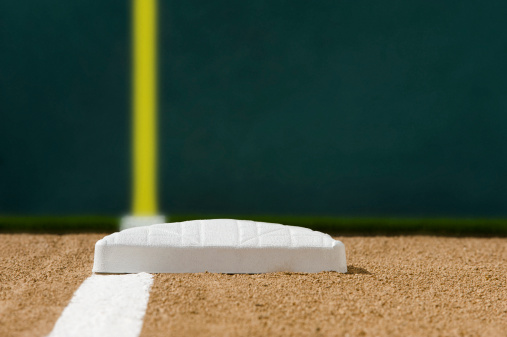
[1,0,507,217]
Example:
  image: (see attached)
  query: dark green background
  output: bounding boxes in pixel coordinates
[1,0,506,216]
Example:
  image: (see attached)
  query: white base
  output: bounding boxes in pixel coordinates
[120,215,166,231]
[94,219,347,274]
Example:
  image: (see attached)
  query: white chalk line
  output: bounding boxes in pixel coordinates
[48,273,153,337]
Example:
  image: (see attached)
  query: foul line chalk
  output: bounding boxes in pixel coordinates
[48,273,153,337]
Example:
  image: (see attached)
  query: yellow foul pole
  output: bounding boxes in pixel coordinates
[132,0,157,215]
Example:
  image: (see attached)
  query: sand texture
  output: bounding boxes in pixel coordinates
[1,234,506,337]
[0,234,104,337]
[141,236,507,337]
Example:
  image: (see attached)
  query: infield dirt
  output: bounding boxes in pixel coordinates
[1,234,506,337]
[0,234,105,336]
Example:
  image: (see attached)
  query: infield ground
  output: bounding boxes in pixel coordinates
[1,234,506,337]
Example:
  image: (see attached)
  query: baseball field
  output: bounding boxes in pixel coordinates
[2,232,505,337]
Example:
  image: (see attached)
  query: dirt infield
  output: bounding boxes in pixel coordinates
[0,234,104,337]
[1,234,506,337]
